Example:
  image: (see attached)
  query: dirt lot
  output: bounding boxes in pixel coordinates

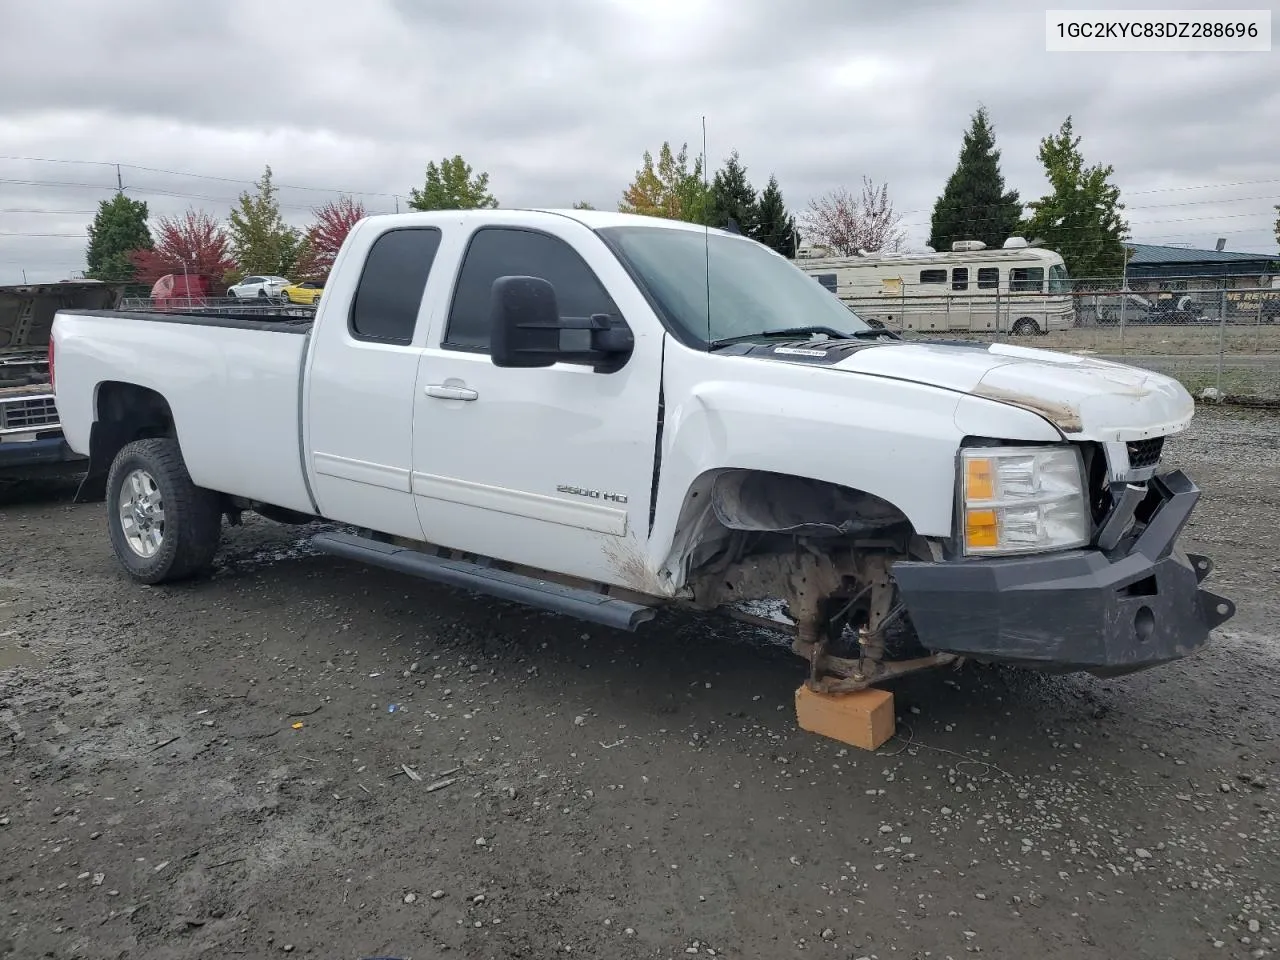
[2,407,1278,960]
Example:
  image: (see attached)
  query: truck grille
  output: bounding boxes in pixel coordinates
[0,394,59,434]
[1126,437,1164,469]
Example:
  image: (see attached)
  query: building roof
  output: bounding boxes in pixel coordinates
[1126,242,1278,266]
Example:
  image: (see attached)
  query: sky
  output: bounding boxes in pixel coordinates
[1,0,1277,285]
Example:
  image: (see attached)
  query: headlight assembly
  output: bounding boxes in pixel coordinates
[960,445,1090,556]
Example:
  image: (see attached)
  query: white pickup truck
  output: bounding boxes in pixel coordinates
[49,209,1233,692]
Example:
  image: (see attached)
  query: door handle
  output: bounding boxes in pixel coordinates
[424,384,478,401]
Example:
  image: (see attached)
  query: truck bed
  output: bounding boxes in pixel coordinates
[52,309,316,514]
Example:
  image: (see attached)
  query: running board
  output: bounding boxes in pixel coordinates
[311,530,658,631]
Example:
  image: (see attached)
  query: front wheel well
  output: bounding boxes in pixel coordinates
[664,468,920,587]
[74,382,178,503]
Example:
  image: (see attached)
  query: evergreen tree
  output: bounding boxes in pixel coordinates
[928,105,1022,252]
[1020,116,1129,279]
[753,174,797,257]
[707,150,758,235]
[407,155,498,210]
[226,165,304,275]
[85,192,153,282]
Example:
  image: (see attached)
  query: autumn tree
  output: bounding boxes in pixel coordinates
[754,174,797,258]
[1020,116,1128,279]
[294,195,367,279]
[226,165,304,277]
[128,208,236,285]
[801,178,906,256]
[408,155,498,210]
[84,191,153,282]
[618,142,709,223]
[1274,204,1279,248]
[707,150,758,235]
[928,105,1023,253]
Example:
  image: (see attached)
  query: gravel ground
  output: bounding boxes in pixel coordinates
[1,406,1277,960]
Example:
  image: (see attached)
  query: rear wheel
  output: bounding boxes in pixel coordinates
[1011,317,1040,336]
[106,438,222,584]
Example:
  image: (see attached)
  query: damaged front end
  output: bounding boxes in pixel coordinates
[891,456,1235,676]
[681,471,962,692]
[680,440,1233,691]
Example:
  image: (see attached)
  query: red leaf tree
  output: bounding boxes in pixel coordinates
[128,208,237,285]
[295,195,367,280]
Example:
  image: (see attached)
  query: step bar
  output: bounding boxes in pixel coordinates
[311,530,658,631]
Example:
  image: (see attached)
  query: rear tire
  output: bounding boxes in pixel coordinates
[106,438,222,584]
[1011,317,1040,336]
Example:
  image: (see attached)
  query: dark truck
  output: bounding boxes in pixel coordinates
[0,281,126,489]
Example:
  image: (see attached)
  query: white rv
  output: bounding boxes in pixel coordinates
[798,238,1074,336]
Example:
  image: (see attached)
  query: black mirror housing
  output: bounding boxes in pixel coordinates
[489,275,633,371]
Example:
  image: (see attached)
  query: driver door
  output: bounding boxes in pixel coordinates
[410,216,664,589]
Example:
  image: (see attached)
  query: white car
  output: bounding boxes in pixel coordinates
[226,275,290,299]
[49,209,1233,693]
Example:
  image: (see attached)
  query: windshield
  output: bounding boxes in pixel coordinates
[1048,263,1070,294]
[597,225,873,345]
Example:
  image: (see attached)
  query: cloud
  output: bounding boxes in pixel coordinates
[1,0,1276,283]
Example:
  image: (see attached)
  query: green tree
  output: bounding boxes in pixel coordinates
[1020,116,1129,279]
[407,155,498,210]
[85,192,153,282]
[928,105,1023,253]
[572,201,596,210]
[619,142,709,223]
[227,165,303,276]
[707,150,758,235]
[1274,204,1279,248]
[754,174,797,258]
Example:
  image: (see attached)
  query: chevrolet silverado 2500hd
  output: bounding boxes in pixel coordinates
[49,210,1234,691]
[1,281,126,488]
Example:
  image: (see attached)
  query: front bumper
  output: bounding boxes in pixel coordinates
[890,470,1234,676]
[0,434,87,479]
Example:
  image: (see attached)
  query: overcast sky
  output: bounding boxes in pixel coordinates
[1,0,1277,284]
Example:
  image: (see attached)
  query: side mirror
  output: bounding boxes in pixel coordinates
[489,275,633,370]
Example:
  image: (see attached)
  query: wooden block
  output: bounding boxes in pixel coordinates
[795,684,895,751]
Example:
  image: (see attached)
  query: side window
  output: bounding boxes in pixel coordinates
[349,227,442,344]
[977,267,999,289]
[919,269,947,284]
[445,227,619,352]
[1009,267,1045,293]
[951,267,968,291]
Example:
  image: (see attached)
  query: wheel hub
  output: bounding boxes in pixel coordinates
[118,469,166,558]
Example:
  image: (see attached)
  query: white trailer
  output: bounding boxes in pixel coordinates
[798,238,1075,336]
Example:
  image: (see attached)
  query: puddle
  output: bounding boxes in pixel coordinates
[0,630,37,669]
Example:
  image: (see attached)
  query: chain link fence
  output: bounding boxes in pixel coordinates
[830,275,1280,407]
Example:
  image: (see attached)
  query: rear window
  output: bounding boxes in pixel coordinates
[349,228,442,344]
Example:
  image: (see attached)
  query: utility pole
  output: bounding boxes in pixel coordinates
[116,163,124,192]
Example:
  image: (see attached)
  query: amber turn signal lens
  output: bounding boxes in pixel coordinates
[965,456,995,502]
[965,508,999,549]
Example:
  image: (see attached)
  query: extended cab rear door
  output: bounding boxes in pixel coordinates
[410,213,665,591]
[302,222,445,539]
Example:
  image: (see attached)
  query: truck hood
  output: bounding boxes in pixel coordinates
[0,282,126,354]
[814,339,1191,442]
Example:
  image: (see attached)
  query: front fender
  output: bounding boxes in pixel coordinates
[645,348,1062,578]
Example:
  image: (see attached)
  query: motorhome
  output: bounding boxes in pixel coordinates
[797,238,1074,336]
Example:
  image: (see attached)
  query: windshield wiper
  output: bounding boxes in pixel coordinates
[708,326,852,348]
[709,325,897,349]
